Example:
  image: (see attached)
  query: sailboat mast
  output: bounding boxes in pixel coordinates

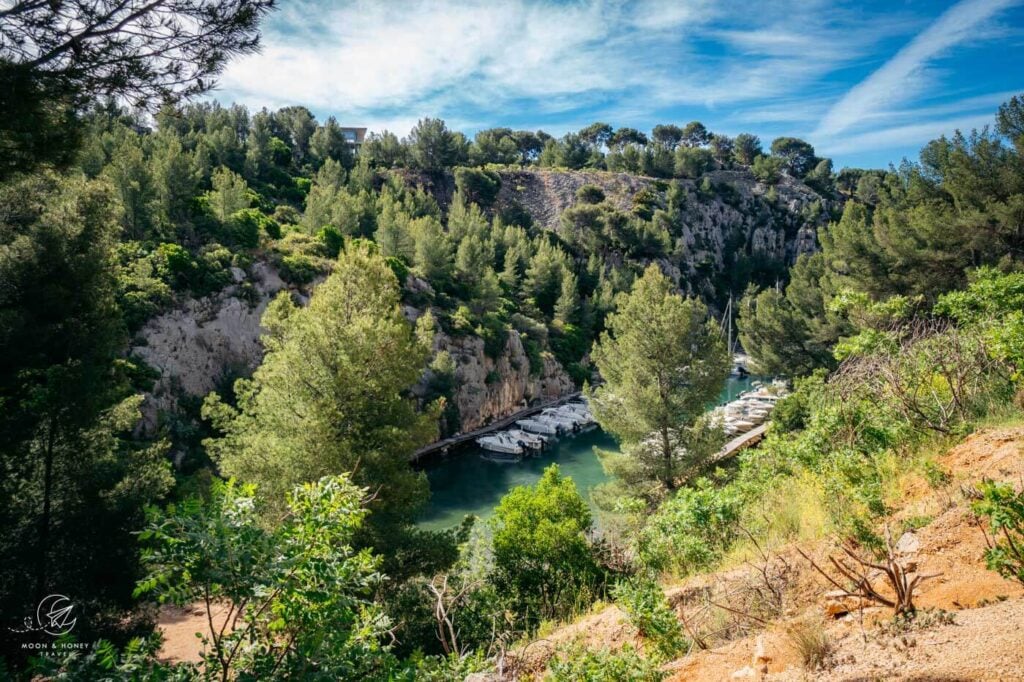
[726,294,734,356]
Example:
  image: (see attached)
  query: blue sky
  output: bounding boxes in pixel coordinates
[213,0,1024,169]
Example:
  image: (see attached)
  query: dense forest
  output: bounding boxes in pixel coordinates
[2,2,1024,680]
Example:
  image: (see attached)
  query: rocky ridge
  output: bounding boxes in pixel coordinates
[129,168,830,457]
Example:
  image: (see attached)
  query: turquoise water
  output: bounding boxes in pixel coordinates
[418,375,754,530]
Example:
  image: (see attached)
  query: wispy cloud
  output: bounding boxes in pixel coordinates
[818,113,996,155]
[209,0,1024,167]
[216,0,890,134]
[815,0,1021,138]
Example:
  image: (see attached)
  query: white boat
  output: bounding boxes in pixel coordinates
[476,432,524,455]
[506,429,546,450]
[517,418,559,435]
[541,409,582,429]
[561,403,594,420]
[730,419,756,432]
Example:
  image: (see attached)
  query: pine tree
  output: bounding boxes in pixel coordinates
[555,270,579,325]
[524,239,569,317]
[203,244,442,568]
[0,174,173,657]
[589,265,729,498]
[207,166,250,222]
[150,133,197,231]
[455,232,495,289]
[103,135,159,240]
[374,189,415,262]
[410,216,453,284]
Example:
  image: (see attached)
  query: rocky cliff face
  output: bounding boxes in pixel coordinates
[438,330,574,433]
[495,167,829,297]
[131,168,830,451]
[130,262,287,437]
[132,264,572,447]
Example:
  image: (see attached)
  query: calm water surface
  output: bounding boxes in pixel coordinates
[418,375,754,530]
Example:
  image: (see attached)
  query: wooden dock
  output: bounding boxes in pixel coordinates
[714,423,769,463]
[411,391,582,462]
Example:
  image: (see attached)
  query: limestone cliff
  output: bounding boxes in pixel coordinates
[131,265,572,447]
[130,167,831,452]
[130,262,287,437]
[437,329,574,433]
[495,167,829,298]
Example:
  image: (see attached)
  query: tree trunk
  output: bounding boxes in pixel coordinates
[35,415,57,602]
[661,427,675,491]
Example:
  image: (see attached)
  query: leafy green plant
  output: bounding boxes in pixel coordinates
[490,465,603,626]
[136,475,398,680]
[639,480,740,575]
[546,644,665,682]
[972,480,1024,585]
[612,576,687,660]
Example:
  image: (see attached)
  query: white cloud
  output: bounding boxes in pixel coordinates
[215,0,887,128]
[817,113,995,155]
[815,0,1020,137]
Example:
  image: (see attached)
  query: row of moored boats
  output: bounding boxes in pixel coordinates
[475,400,595,462]
[712,380,789,437]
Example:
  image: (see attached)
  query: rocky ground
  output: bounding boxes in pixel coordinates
[517,426,1024,681]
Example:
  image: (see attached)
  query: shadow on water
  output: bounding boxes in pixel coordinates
[417,375,755,531]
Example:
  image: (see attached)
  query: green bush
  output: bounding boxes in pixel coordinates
[317,225,344,258]
[751,154,783,183]
[549,322,591,374]
[547,644,665,681]
[576,184,606,204]
[612,576,687,660]
[674,146,712,179]
[279,254,319,285]
[639,481,740,575]
[972,480,1024,585]
[476,311,510,359]
[385,255,410,284]
[454,166,501,207]
[116,243,174,330]
[227,208,279,247]
[490,465,603,625]
[193,243,234,294]
[272,204,301,225]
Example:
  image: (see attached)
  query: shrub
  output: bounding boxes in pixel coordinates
[193,243,233,295]
[576,184,606,204]
[279,254,319,285]
[273,204,301,225]
[612,576,687,660]
[972,480,1024,585]
[674,146,712,179]
[454,166,501,207]
[547,644,665,682]
[639,480,740,575]
[490,465,603,624]
[134,476,399,679]
[154,242,194,286]
[785,617,832,670]
[317,225,344,258]
[751,154,782,183]
[116,243,174,329]
[226,207,280,246]
[385,255,410,284]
